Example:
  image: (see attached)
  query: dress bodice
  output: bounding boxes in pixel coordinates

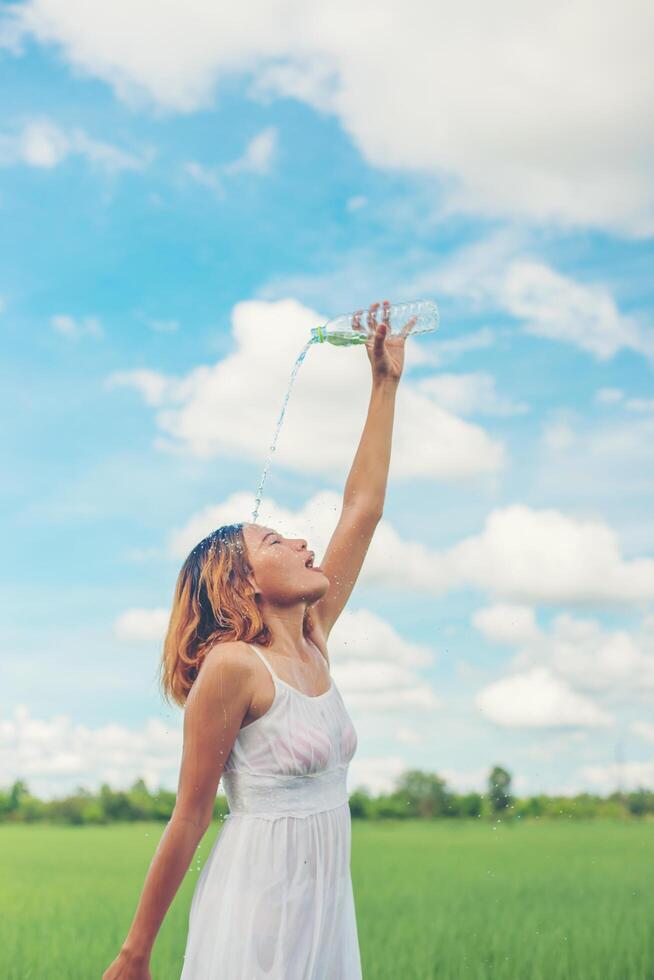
[220,643,358,819]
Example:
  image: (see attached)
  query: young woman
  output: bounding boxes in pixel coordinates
[102,299,413,979]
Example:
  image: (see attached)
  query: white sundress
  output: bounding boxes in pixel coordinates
[180,642,363,980]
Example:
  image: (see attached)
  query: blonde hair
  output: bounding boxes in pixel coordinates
[159,522,315,707]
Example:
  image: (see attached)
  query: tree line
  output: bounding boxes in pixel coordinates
[1,766,652,825]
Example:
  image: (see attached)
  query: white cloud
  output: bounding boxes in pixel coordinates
[183,160,223,195]
[521,614,654,699]
[579,759,654,794]
[519,730,590,763]
[414,232,654,365]
[347,754,408,796]
[114,607,170,643]
[445,505,654,606]
[475,666,614,729]
[438,764,501,795]
[15,118,68,166]
[395,725,423,746]
[223,125,277,175]
[624,398,654,414]
[70,127,152,172]
[0,118,151,173]
[632,721,654,744]
[256,251,424,327]
[346,195,367,212]
[184,126,278,197]
[105,296,506,481]
[0,704,182,799]
[595,388,624,405]
[51,313,103,339]
[579,417,654,471]
[332,658,439,711]
[105,368,173,406]
[534,409,654,510]
[472,604,541,648]
[5,1,654,234]
[0,10,22,51]
[415,372,529,418]
[541,419,577,452]
[473,606,654,729]
[502,261,653,363]
[410,328,498,371]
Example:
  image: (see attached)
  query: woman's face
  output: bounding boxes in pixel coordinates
[242,524,329,605]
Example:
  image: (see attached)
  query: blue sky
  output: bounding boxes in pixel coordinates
[2,1,654,800]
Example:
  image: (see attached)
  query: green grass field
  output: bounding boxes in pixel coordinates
[1,818,652,979]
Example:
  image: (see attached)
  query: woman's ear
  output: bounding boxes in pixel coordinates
[246,571,260,598]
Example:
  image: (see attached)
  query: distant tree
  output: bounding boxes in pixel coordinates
[153,789,177,821]
[394,769,453,818]
[9,779,29,812]
[99,783,138,822]
[626,788,653,816]
[0,789,11,817]
[127,778,156,820]
[16,792,47,823]
[372,793,414,819]
[48,792,89,825]
[347,788,372,819]
[2,768,653,824]
[488,766,512,814]
[516,795,546,818]
[454,792,483,818]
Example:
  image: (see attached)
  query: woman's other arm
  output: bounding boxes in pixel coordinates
[102,642,253,979]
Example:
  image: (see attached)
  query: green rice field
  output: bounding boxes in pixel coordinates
[1,818,652,979]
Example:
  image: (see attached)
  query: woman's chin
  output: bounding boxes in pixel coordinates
[300,578,329,601]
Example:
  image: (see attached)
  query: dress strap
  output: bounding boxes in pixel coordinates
[246,643,278,682]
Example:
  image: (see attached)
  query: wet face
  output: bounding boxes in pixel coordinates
[242,523,329,607]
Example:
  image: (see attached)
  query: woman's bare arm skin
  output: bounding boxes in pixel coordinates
[313,300,408,640]
[102,642,253,979]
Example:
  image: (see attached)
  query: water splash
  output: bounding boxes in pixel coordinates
[251,335,318,524]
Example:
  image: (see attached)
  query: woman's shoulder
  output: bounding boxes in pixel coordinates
[197,639,255,687]
[184,640,255,720]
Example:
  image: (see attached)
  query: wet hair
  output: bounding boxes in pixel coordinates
[159,522,314,707]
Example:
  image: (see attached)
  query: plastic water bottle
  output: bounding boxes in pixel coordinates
[310,299,439,347]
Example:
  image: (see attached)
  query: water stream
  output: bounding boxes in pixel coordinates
[251,335,319,524]
[250,304,427,523]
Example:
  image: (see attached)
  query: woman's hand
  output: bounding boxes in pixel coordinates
[102,946,152,980]
[354,299,416,386]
